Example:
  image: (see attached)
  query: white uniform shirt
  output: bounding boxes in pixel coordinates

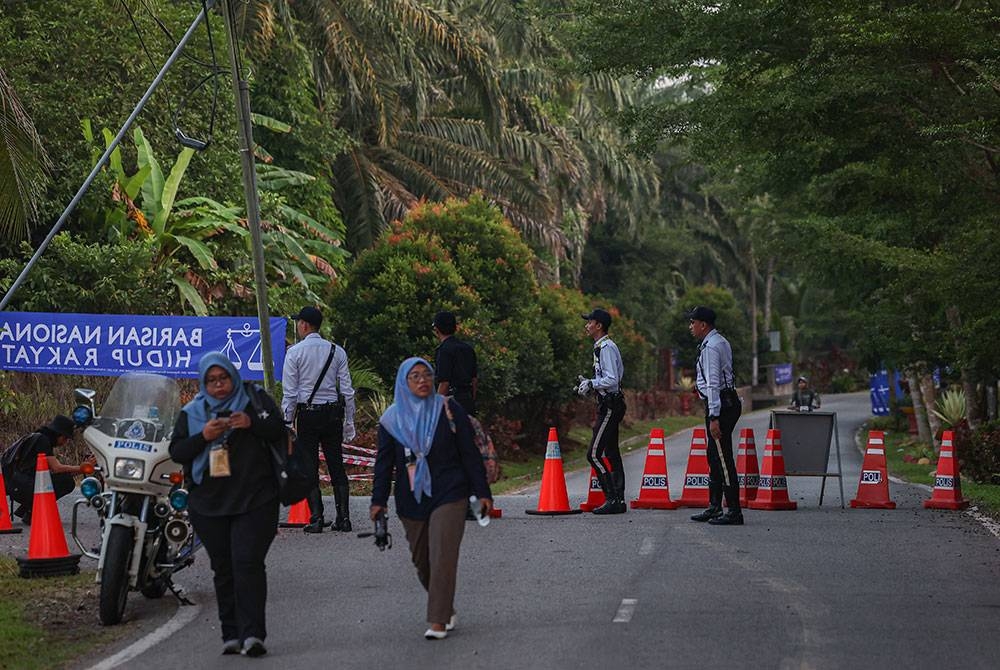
[591,335,624,394]
[281,333,356,426]
[695,329,735,418]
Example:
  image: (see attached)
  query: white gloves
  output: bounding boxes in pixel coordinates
[343,422,356,443]
[576,378,593,397]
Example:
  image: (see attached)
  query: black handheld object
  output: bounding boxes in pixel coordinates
[215,409,232,418]
[357,510,392,551]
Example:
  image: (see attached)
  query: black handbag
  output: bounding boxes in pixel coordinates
[246,383,312,506]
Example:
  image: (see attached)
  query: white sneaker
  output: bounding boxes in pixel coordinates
[424,628,448,640]
[446,613,457,631]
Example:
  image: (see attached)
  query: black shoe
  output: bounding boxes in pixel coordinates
[708,511,744,526]
[303,518,325,534]
[690,506,722,522]
[332,518,352,532]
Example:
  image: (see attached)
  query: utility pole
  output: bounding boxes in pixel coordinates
[220,0,276,391]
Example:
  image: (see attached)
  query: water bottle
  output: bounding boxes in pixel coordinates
[469,496,489,527]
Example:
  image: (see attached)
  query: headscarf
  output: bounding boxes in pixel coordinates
[183,352,250,484]
[379,357,444,503]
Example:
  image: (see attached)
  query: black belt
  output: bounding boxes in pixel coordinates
[297,402,338,411]
[598,391,624,401]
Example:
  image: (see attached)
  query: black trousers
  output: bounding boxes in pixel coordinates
[190,500,279,643]
[588,395,626,478]
[6,468,76,512]
[296,405,346,519]
[705,395,742,510]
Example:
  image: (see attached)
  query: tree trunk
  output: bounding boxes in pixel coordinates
[764,256,774,334]
[945,306,981,430]
[749,247,758,387]
[919,374,941,447]
[907,369,932,445]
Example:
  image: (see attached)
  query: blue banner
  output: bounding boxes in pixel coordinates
[774,363,793,386]
[870,369,891,416]
[0,312,286,380]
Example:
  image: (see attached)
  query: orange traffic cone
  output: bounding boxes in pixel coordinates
[16,454,80,577]
[280,498,312,528]
[579,458,611,512]
[747,429,797,511]
[737,428,760,506]
[526,428,582,516]
[0,468,23,534]
[674,428,712,508]
[923,431,969,510]
[850,431,896,509]
[630,429,679,509]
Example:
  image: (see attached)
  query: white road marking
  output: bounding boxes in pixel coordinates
[638,536,654,555]
[85,603,201,670]
[613,598,637,623]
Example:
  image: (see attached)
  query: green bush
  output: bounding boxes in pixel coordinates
[962,421,999,484]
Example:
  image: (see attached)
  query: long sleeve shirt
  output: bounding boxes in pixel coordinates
[280,333,356,424]
[695,329,735,418]
[371,400,491,520]
[590,335,624,394]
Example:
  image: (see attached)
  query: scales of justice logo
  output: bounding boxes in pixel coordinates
[218,322,265,371]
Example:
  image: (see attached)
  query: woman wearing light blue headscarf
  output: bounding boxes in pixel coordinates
[371,357,493,640]
[169,352,285,657]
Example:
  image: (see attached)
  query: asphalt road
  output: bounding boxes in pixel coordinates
[5,392,1000,669]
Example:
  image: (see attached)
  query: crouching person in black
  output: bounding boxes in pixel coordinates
[169,352,285,657]
[2,415,93,526]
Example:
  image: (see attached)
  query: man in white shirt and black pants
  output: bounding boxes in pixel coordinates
[282,306,357,534]
[578,308,627,515]
[687,306,744,526]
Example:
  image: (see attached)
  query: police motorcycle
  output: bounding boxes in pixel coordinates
[69,372,199,625]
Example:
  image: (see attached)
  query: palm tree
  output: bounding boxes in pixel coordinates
[0,67,51,243]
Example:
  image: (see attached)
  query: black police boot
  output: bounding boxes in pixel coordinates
[708,509,744,525]
[303,489,325,534]
[709,487,744,525]
[611,470,627,514]
[691,481,723,521]
[592,473,619,515]
[332,484,352,532]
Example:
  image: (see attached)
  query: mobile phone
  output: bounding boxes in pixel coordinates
[216,410,232,418]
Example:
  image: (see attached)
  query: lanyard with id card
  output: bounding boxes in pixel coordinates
[209,409,233,478]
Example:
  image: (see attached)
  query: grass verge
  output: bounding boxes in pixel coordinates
[491,415,704,495]
[0,558,132,670]
[876,429,1000,518]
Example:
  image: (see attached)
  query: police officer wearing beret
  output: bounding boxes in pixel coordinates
[687,306,744,526]
[578,308,627,515]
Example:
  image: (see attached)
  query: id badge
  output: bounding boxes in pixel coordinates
[210,445,231,477]
[406,462,417,491]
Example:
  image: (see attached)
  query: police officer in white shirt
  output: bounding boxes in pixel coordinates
[578,308,627,515]
[687,306,744,526]
[282,306,356,533]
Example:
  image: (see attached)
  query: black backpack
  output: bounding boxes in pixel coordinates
[1,433,42,475]
[245,383,312,506]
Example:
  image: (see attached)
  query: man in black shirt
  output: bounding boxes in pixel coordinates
[432,311,478,416]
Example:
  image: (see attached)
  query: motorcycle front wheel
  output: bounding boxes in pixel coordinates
[99,525,133,625]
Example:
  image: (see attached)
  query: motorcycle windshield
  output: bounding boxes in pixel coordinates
[101,373,182,433]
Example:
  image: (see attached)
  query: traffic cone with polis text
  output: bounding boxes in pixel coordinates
[526,428,582,515]
[850,431,896,509]
[674,428,712,508]
[737,428,760,506]
[630,428,680,509]
[580,458,611,512]
[747,429,797,511]
[923,431,969,510]
[0,467,23,534]
[16,454,80,578]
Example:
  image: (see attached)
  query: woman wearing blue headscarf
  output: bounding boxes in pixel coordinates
[371,357,493,640]
[169,352,285,657]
